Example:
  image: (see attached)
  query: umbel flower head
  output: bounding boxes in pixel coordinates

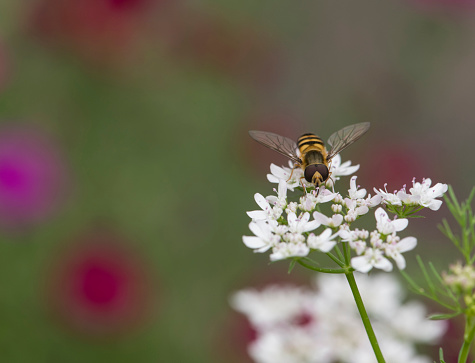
[230,273,447,363]
[243,155,448,273]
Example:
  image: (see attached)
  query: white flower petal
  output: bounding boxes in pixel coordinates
[374,257,393,272]
[392,218,408,232]
[255,193,270,210]
[427,199,443,211]
[243,236,268,249]
[351,256,374,273]
[247,210,267,220]
[393,253,407,270]
[397,236,417,253]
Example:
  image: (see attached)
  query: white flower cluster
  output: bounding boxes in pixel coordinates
[443,262,475,294]
[231,274,447,363]
[243,158,448,273]
[375,178,448,211]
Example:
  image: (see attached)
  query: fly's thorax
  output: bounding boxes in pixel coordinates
[303,150,326,166]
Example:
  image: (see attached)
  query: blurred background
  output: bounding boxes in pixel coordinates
[0,0,474,362]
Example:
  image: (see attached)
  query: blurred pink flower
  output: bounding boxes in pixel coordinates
[0,124,69,230]
[48,229,154,336]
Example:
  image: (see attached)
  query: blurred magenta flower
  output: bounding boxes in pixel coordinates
[0,124,68,230]
[48,229,154,336]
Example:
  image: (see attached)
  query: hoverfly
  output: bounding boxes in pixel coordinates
[249,122,370,189]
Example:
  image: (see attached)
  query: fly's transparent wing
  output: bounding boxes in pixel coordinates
[249,130,301,163]
[326,122,370,160]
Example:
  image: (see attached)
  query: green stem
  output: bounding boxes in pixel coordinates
[342,242,351,265]
[345,272,386,363]
[458,316,475,363]
[297,259,347,274]
[326,251,345,267]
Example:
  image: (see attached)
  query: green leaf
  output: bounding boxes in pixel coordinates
[288,259,297,274]
[429,312,461,320]
[439,347,446,363]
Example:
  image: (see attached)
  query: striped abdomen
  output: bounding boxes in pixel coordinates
[297,133,327,166]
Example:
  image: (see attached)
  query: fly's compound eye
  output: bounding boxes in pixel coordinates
[315,164,329,183]
[304,164,329,184]
[304,165,319,183]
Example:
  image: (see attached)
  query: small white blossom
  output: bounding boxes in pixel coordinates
[384,236,417,270]
[338,227,356,242]
[351,248,393,273]
[443,262,475,292]
[325,154,360,187]
[299,193,318,212]
[247,193,283,221]
[350,240,367,255]
[316,188,339,204]
[339,227,369,255]
[398,178,448,211]
[266,180,288,209]
[243,221,281,253]
[287,212,320,234]
[331,203,342,213]
[307,228,339,252]
[313,211,344,228]
[267,221,288,236]
[333,193,344,204]
[370,230,384,248]
[345,198,369,220]
[267,162,310,191]
[360,193,382,208]
[348,176,367,200]
[344,209,357,223]
[375,207,408,235]
[270,242,310,261]
[374,184,403,206]
[283,232,306,244]
[285,202,298,214]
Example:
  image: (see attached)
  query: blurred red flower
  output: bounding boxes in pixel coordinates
[48,229,155,337]
[0,124,69,230]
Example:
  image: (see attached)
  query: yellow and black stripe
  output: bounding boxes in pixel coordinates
[297,133,325,154]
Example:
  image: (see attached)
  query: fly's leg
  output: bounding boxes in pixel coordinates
[299,176,308,195]
[286,162,300,182]
[327,160,335,193]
